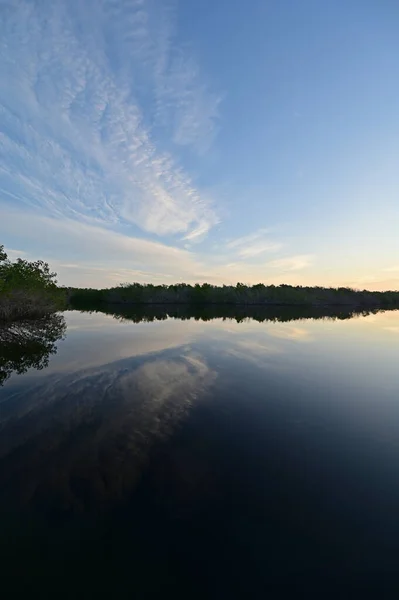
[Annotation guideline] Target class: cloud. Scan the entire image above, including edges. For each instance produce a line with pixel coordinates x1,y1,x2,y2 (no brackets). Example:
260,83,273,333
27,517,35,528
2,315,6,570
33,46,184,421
0,209,208,284
266,254,313,271
226,229,282,259
0,2,320,289
0,207,314,287
342,274,399,292
154,51,222,153
237,241,283,259
383,266,399,273
2,248,28,261
0,0,220,241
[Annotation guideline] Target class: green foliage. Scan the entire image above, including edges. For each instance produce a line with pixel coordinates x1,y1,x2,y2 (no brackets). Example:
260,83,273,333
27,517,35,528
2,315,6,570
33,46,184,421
0,244,63,321
0,257,57,292
0,245,7,262
67,281,399,308
65,287,106,307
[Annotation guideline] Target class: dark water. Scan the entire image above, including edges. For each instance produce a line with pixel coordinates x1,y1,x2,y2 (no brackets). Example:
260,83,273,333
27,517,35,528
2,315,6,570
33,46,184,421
1,307,399,596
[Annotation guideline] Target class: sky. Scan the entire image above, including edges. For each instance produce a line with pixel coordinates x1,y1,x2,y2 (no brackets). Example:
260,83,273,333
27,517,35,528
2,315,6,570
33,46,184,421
0,0,398,290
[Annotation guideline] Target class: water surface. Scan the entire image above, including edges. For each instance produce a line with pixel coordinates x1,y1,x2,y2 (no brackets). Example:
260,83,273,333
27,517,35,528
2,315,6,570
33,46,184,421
1,307,399,595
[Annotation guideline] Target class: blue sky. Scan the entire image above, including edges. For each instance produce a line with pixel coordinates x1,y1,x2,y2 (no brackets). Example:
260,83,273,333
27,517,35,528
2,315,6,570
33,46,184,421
1,0,398,289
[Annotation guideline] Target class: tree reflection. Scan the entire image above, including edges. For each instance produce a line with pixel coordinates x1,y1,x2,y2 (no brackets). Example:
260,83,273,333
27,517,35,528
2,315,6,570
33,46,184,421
75,303,384,325
0,313,66,386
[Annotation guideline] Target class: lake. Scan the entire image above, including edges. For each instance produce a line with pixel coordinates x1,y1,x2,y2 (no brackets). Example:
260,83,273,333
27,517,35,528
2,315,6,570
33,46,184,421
1,307,399,596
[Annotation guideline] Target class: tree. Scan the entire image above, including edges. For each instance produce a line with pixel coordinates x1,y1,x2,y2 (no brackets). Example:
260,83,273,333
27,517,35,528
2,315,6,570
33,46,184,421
0,257,57,292
0,244,7,262
0,244,62,321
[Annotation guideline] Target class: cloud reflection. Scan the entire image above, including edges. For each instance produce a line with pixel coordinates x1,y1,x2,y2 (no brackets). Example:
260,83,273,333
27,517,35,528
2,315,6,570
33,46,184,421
267,326,313,342
0,348,216,516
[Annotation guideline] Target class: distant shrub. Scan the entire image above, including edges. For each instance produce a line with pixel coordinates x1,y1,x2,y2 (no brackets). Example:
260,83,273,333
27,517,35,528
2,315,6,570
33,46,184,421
67,280,399,308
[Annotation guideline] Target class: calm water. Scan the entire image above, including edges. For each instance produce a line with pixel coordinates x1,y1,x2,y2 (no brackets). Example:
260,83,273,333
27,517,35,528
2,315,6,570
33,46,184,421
1,307,399,595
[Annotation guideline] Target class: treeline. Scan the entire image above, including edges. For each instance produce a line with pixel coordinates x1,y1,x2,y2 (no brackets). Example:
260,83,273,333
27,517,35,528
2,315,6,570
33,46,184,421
77,303,384,325
67,282,399,308
0,245,63,321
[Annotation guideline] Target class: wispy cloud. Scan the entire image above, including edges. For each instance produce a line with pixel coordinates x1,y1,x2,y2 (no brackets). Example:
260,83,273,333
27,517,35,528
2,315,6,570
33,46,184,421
0,3,321,288
2,248,28,261
0,0,220,241
154,50,222,153
1,210,202,275
342,274,399,291
0,208,315,287
226,229,282,259
383,266,399,273
266,255,313,271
